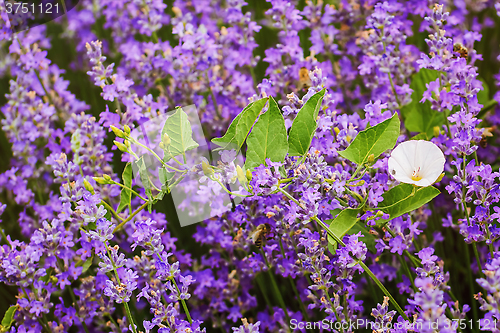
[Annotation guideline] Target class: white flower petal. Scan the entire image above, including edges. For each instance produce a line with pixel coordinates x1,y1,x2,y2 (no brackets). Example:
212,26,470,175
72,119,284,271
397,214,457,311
388,140,445,187
388,155,413,182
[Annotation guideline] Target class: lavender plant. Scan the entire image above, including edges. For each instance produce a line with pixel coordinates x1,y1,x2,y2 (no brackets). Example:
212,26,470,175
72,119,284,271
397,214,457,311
0,1,500,333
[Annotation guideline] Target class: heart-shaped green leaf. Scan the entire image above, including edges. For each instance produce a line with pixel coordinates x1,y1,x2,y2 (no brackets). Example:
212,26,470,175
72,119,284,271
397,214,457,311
326,208,359,253
162,108,199,162
339,113,400,165
288,89,326,156
211,98,268,151
244,97,288,170
376,183,440,226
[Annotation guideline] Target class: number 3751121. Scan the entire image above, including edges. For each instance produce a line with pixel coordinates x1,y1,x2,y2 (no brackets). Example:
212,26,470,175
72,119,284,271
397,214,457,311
4,2,60,14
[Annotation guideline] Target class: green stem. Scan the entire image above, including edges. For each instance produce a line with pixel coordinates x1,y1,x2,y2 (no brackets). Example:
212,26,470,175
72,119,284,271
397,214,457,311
398,255,416,291
312,216,409,321
261,250,291,324
154,253,193,324
101,200,125,222
0,227,11,247
278,238,310,323
464,242,479,327
255,273,274,310
106,313,119,329
67,285,90,333
105,243,138,333
110,182,148,202
131,139,185,173
113,202,148,233
171,278,193,324
123,302,138,333
34,70,62,115
210,176,251,198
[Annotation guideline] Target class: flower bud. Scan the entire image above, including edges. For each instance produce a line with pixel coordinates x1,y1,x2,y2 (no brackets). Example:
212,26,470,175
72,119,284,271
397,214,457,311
354,180,365,186
236,165,247,185
202,160,214,176
93,177,107,184
83,179,95,194
163,133,171,147
124,125,131,135
114,140,128,152
110,125,125,138
367,154,375,163
103,174,112,181
434,172,445,183
375,211,384,217
333,127,340,135
246,169,253,181
433,126,440,137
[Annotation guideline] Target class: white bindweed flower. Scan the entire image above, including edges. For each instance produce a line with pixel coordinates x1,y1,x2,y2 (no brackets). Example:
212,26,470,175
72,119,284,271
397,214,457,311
388,140,445,187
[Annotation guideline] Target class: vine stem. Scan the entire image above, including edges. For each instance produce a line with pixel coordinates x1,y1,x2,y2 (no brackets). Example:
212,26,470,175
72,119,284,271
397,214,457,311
110,181,148,202
130,138,185,173
210,176,251,198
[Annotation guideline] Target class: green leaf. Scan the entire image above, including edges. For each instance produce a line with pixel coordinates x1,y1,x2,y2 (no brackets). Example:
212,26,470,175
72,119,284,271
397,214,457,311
1,305,18,332
99,204,112,221
288,89,326,156
211,98,268,151
405,107,444,137
410,133,428,141
244,97,289,170
158,167,175,185
81,255,93,273
162,108,199,162
346,222,377,253
135,157,153,212
401,68,440,118
402,68,443,137
338,113,400,165
117,163,133,214
376,183,440,226
478,78,489,106
326,208,359,252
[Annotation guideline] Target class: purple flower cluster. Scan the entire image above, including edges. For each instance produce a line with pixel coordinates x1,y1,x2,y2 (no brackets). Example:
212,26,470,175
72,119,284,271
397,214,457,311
0,1,499,333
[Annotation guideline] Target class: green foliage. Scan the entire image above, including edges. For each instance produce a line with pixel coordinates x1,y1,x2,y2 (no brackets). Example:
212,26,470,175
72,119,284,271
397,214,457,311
81,255,94,273
244,97,289,170
410,133,429,141
326,208,359,253
402,69,444,137
287,89,326,156
478,78,489,106
211,98,268,151
376,183,441,226
339,113,400,165
117,162,133,213
0,305,18,332
158,167,175,186
162,108,199,162
135,157,153,212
